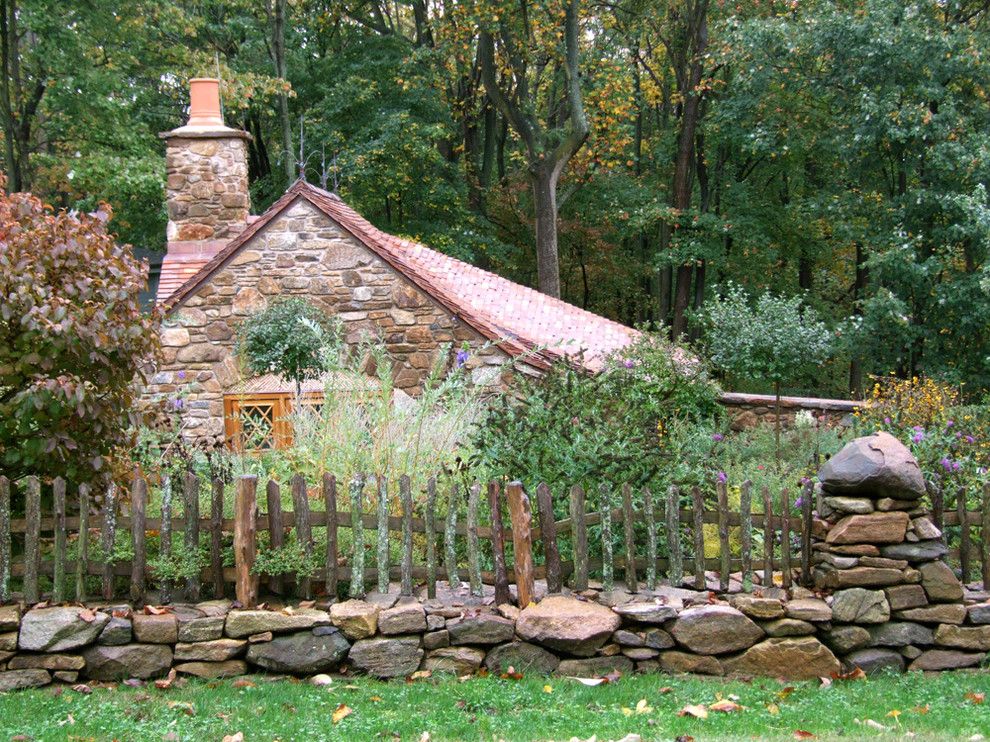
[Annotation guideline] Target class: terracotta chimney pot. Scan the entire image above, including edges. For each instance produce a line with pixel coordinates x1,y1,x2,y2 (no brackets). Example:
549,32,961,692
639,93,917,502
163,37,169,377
187,78,224,128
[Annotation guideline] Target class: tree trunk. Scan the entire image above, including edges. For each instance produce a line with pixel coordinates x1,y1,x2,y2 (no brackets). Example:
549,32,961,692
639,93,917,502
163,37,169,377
774,380,782,465
273,0,294,181
848,241,868,397
531,165,562,298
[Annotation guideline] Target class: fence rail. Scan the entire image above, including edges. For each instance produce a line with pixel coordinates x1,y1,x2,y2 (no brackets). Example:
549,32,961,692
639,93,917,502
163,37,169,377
0,472,987,607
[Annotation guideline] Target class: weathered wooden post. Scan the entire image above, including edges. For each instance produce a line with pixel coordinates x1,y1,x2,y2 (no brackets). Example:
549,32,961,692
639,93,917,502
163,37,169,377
376,475,389,594
535,482,562,594
569,484,588,591
643,487,657,591
76,483,90,602
266,480,285,595
160,474,174,604
467,482,483,597
210,478,224,598
762,486,773,587
400,475,414,597
600,483,614,592
716,479,730,593
101,484,118,601
425,477,438,599
780,488,792,590
506,481,535,607
489,481,511,605
349,475,366,599
445,481,460,589
24,476,41,604
739,480,753,592
0,476,9,603
957,485,971,584
184,470,201,601
324,473,338,599
130,473,147,604
622,483,637,593
691,486,705,590
666,486,683,587
53,477,67,603
982,483,990,592
234,475,258,607
292,473,313,599
800,479,814,587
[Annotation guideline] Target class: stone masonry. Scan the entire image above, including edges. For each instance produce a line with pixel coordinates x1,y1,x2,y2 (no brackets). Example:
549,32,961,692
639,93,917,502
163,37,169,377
145,199,512,445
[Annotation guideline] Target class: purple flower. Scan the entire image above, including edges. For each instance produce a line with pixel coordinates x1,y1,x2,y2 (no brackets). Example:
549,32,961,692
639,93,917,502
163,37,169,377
946,420,955,427
965,435,975,444
171,397,184,410
952,461,962,472
712,433,724,442
177,370,186,380
794,497,804,510
455,349,469,367
940,457,953,472
912,431,924,444
883,416,891,425
623,359,635,369
717,471,728,485
912,425,925,433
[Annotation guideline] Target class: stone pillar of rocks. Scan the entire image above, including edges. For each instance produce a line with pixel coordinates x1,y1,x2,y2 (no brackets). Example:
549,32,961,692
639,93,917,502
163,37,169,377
161,78,251,242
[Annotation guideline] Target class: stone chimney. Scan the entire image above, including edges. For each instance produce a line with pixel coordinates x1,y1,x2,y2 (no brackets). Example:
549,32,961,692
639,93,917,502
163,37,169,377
161,79,251,242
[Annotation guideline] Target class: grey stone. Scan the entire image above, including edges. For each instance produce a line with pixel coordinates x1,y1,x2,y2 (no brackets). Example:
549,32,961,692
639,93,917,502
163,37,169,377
516,596,620,657
885,585,928,611
174,638,246,662
824,497,874,514
670,605,764,655
97,616,132,646
967,603,990,625
643,628,675,650
613,602,680,624
447,613,515,645
918,561,964,602
226,608,331,638
246,630,351,675
911,517,942,540
845,648,905,675
894,604,967,625
831,589,890,624
0,605,20,631
909,649,985,670
0,669,50,691
423,630,449,650
762,619,816,637
818,431,925,499
657,651,723,676
8,654,85,671
378,603,427,635
622,647,659,661
484,642,560,674
348,637,424,678
556,656,633,676
822,625,871,654
879,540,948,563
18,608,110,652
178,615,225,642
82,644,173,680
785,599,832,622
868,622,934,647
421,646,485,675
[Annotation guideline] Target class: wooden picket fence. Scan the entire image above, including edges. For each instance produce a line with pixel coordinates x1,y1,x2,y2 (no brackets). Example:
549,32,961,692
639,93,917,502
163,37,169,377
0,473,987,607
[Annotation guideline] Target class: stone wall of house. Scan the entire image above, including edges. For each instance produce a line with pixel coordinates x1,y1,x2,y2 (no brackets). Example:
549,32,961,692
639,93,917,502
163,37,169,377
144,199,513,445
720,392,858,431
164,132,251,242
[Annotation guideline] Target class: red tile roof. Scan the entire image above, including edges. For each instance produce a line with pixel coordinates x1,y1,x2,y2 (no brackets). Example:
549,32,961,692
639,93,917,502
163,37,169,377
159,180,638,371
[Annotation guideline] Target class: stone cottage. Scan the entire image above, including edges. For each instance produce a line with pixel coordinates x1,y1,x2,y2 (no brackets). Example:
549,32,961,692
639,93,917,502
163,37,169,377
146,79,638,450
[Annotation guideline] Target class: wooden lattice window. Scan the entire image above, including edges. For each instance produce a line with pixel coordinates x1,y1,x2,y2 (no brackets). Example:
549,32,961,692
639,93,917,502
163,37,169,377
224,394,295,452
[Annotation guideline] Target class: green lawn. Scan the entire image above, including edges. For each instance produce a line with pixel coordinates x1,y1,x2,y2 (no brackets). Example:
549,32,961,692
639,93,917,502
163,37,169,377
0,670,988,741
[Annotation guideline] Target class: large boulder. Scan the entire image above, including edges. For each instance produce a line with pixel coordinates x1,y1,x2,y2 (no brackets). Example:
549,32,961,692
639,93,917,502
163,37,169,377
225,609,330,638
515,596,620,657
818,431,925,499
19,607,110,652
484,642,560,674
82,644,173,680
348,637,423,678
670,605,764,655
246,629,350,674
722,638,841,680
831,589,890,624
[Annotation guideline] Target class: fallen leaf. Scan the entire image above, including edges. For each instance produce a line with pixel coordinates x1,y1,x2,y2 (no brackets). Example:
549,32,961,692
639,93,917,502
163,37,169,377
710,699,744,713
831,667,866,681
659,686,674,694
818,676,833,688
569,677,606,687
674,737,695,742
793,731,815,739
221,734,244,742
777,686,796,700
408,670,432,681
767,703,780,715
678,704,709,719
332,704,353,724
112,608,131,619
912,704,930,715
543,685,553,694
370,696,382,703
965,692,985,705
144,605,169,615
71,684,92,695
500,665,524,680
154,668,177,690
166,701,195,716
232,679,256,689
635,698,653,714
77,609,96,623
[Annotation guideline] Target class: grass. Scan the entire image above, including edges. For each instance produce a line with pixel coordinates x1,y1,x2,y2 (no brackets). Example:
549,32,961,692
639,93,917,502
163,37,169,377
0,671,988,741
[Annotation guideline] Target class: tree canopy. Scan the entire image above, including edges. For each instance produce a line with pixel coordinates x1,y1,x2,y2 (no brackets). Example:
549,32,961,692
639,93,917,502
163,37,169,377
4,0,989,398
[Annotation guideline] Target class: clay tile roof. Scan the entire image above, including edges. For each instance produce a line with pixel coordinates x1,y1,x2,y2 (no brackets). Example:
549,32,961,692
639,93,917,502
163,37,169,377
159,179,639,371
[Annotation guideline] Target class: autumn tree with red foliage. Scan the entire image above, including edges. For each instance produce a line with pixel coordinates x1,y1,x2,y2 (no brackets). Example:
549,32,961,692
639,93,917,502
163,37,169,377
0,182,160,483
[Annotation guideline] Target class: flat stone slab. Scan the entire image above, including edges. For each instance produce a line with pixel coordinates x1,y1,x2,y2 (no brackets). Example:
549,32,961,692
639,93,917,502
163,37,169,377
348,637,423,678
612,602,681,624
909,649,985,671
246,630,350,675
174,638,246,662
82,643,173,680
723,638,840,680
516,596,620,657
226,609,330,639
174,660,247,678
826,512,909,545
0,669,51,692
19,607,110,652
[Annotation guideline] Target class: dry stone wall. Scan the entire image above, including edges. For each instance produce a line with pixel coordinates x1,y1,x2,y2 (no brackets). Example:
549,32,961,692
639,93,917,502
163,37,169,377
145,199,513,444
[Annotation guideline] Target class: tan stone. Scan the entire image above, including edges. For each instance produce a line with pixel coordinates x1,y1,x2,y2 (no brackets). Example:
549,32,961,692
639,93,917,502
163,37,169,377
885,584,928,611
658,651,723,675
894,604,966,625
723,638,841,680
933,624,990,650
918,561,963,602
516,596,620,657
232,286,267,315
161,327,191,347
731,596,785,620
174,639,246,661
670,605,764,655
175,660,248,679
329,600,380,640
132,613,178,644
826,512,909,545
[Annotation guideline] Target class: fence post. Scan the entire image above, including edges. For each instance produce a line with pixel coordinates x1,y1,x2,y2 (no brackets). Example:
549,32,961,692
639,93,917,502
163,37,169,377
739,480,752,592
76,483,90,602
376,475,389,594
234,475,258,607
130,473,147,604
981,483,989,591
717,479,730,593
506,481,535,607
324,473,338,600
210,478,224,599
536,482,562,594
928,479,944,532
53,477,67,603
622,483,637,593
400,475,414,597
425,477,438,600
101,484,118,601
643,487,657,591
800,479,814,587
467,482,483,597
489,481,510,605
160,474,173,604
691,486,705,590
0,476,8,604
24,476,41,604
956,485,970,585
569,485,588,592
184,470,201,601
349,475,366,599
666,486,682,587
292,473,313,600
600,483,614,592
762,486,773,588
445,481,460,590
780,488,792,591
266,480,285,595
